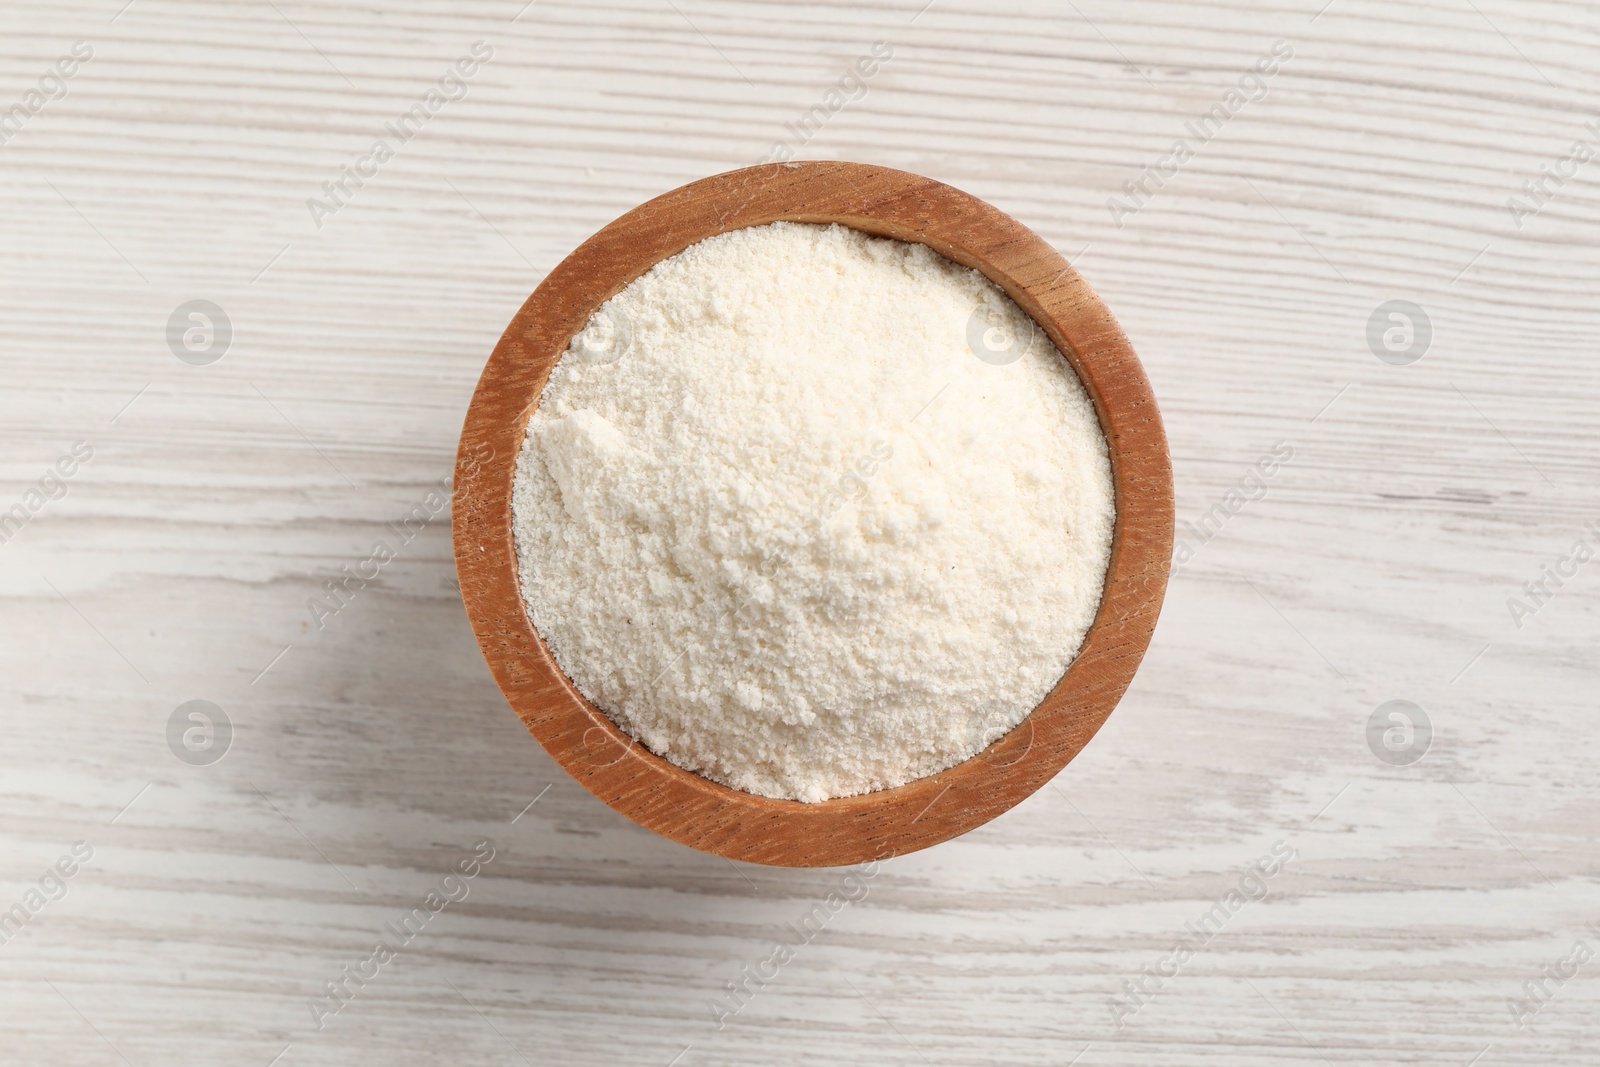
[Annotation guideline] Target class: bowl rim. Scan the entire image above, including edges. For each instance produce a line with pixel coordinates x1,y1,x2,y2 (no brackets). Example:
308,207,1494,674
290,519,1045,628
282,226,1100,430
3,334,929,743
452,160,1173,867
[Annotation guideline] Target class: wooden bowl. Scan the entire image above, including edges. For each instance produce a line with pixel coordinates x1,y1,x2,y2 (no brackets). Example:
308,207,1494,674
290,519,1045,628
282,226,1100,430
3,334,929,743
453,161,1172,867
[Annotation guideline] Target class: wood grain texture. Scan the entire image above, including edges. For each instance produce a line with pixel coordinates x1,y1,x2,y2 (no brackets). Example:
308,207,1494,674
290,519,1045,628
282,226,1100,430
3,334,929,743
454,160,1173,866
2,0,1598,1063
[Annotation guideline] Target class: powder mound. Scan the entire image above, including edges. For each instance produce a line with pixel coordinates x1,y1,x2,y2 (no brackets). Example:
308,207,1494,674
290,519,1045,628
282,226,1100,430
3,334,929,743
511,221,1114,802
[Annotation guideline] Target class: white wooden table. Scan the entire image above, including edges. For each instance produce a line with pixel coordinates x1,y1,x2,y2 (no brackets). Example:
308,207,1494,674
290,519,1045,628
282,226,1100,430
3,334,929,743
3,1,1596,1063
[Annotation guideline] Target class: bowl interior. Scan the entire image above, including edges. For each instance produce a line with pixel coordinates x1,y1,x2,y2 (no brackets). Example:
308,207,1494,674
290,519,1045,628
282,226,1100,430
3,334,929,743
453,161,1173,867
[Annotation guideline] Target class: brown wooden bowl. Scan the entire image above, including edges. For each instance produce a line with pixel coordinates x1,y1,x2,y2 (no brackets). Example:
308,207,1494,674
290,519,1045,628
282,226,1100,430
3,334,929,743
453,161,1172,867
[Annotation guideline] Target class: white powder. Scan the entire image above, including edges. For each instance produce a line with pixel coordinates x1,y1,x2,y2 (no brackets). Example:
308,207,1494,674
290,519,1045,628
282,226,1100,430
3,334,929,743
511,222,1114,802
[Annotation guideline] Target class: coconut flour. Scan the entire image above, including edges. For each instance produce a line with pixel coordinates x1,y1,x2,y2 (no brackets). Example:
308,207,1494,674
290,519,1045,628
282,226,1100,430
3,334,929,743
511,222,1114,802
